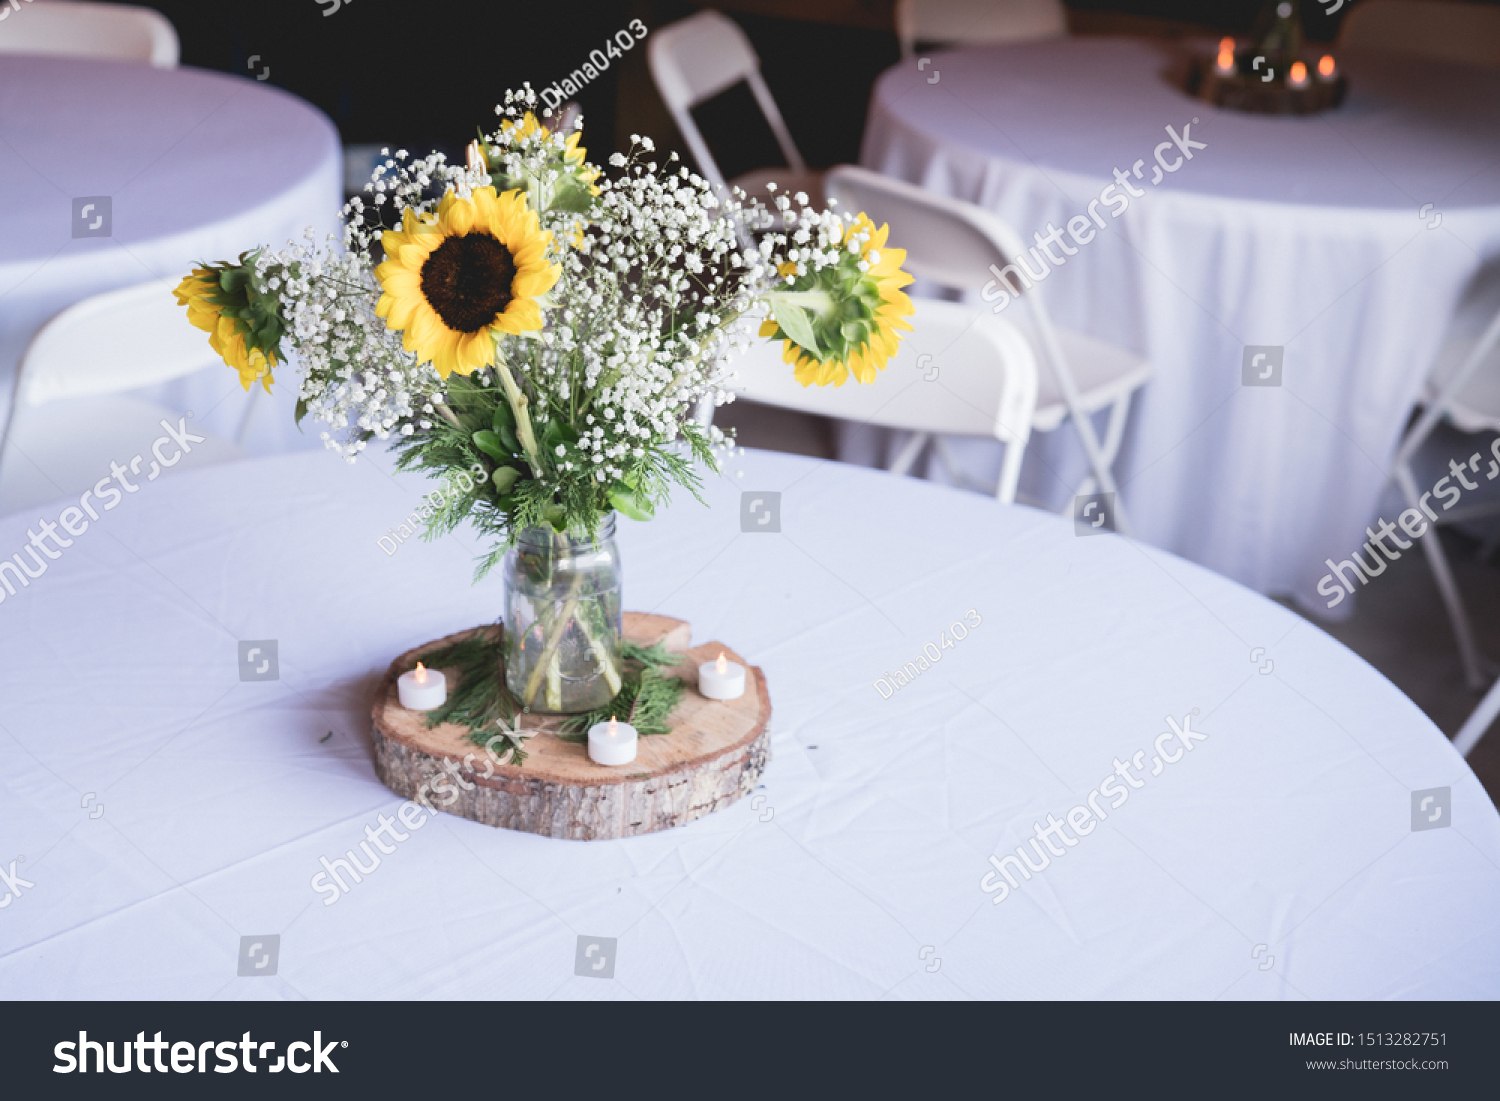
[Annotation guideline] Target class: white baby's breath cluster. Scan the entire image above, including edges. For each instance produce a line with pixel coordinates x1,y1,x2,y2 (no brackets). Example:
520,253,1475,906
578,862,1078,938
250,148,484,461
247,85,869,509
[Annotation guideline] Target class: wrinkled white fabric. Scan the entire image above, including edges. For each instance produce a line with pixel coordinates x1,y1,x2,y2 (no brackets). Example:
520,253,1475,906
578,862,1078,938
0,446,1493,999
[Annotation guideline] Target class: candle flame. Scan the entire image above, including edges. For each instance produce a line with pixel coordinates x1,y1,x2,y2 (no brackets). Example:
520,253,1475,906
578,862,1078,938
608,715,618,737
1216,47,1234,70
1318,54,1335,77
1219,36,1234,54
716,652,727,674
415,662,427,684
1290,60,1307,83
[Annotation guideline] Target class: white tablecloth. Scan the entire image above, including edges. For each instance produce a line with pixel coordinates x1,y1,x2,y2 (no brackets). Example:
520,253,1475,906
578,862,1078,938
858,38,1500,614
0,447,1495,999
0,56,341,453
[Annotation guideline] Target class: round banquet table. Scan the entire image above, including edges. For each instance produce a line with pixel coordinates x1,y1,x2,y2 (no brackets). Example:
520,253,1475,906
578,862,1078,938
0,56,341,455
858,37,1500,614
0,445,1495,1000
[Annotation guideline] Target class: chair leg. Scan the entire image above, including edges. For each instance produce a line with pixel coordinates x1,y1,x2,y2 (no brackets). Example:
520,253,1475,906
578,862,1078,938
888,431,930,478
1396,464,1488,690
994,436,1025,504
931,436,990,494
1454,673,1500,757
1100,393,1131,468
692,394,715,430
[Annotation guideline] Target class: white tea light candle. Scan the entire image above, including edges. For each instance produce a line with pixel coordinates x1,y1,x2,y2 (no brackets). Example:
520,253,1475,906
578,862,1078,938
398,662,447,711
698,652,746,701
588,716,638,766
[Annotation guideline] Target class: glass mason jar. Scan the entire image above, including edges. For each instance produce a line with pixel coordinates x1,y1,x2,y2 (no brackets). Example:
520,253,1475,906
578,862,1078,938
502,516,622,714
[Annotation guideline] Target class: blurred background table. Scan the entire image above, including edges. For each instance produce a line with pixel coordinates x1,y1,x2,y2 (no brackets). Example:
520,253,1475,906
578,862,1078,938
0,55,340,453
857,36,1500,612
0,445,1494,998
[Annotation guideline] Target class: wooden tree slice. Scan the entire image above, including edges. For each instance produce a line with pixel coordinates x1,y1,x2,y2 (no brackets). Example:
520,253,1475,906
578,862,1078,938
370,613,771,840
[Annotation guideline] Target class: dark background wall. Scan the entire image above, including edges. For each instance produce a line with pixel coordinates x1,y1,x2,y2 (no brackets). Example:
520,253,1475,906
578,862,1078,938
108,0,1494,169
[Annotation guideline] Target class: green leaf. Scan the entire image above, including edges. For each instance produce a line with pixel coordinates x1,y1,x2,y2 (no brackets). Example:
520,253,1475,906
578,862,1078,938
540,420,579,452
492,401,515,432
491,466,522,495
472,430,510,462
607,482,654,521
294,398,309,426
771,300,822,359
550,182,594,214
498,423,519,454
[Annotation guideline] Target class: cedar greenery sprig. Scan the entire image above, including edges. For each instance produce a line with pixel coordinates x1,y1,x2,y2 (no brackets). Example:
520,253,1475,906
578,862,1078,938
416,631,531,767
557,641,686,740
410,633,686,763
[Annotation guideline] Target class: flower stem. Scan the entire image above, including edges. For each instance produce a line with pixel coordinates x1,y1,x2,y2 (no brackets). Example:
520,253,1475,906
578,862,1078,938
493,355,544,477
522,570,584,708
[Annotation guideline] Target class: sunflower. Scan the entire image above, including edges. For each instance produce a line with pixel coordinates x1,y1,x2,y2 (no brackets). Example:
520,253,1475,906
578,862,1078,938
375,187,560,378
759,214,914,388
173,267,278,392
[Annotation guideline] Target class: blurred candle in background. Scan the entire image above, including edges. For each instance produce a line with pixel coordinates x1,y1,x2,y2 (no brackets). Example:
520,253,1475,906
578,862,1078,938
1216,37,1236,74
1317,55,1337,81
1288,61,1309,88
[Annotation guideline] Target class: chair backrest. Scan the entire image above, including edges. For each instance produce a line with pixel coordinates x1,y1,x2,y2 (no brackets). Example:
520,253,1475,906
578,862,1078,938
824,164,1030,294
1336,0,1500,67
14,280,226,410
823,164,1114,491
0,0,179,67
896,0,1068,59
647,9,805,190
726,297,1037,448
1404,302,1500,471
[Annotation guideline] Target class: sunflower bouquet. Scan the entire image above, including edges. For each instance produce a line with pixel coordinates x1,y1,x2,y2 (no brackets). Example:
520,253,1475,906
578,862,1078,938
174,85,913,714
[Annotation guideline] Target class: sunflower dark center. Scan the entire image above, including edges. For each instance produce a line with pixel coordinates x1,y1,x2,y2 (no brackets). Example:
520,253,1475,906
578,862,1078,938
419,233,517,333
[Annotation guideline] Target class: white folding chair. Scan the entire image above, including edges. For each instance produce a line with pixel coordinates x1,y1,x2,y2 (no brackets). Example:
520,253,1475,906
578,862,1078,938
814,165,1149,528
1336,0,1500,67
1389,293,1500,692
896,0,1068,59
716,298,1039,502
0,0,179,67
647,10,822,208
0,280,250,517
1455,674,1500,757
